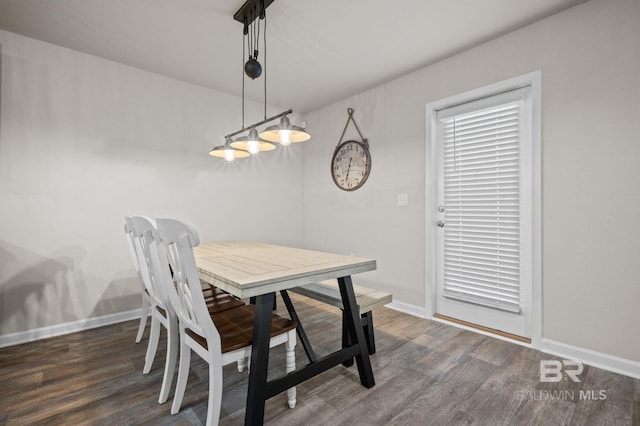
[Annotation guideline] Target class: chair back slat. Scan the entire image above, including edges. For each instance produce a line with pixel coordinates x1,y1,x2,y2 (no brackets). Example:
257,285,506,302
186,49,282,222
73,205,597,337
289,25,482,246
131,216,168,308
164,237,201,332
124,217,141,275
155,218,222,354
126,216,156,301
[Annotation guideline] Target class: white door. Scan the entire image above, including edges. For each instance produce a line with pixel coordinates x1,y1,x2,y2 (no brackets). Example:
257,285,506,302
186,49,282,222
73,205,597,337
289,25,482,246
431,85,536,338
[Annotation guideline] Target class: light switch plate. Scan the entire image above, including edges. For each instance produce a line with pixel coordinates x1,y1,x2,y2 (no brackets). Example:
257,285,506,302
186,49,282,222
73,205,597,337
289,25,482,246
397,193,409,206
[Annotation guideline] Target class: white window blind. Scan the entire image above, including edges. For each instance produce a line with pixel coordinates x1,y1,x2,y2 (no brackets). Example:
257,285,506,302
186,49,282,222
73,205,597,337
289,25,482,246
439,97,523,313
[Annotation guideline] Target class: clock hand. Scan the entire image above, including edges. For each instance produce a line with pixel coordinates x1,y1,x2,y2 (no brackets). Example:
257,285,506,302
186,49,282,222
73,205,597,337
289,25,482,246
345,157,353,181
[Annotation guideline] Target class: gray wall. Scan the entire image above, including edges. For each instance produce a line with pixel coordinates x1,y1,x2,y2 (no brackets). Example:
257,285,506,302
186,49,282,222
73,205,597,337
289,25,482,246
0,29,304,336
1,0,638,367
302,0,640,363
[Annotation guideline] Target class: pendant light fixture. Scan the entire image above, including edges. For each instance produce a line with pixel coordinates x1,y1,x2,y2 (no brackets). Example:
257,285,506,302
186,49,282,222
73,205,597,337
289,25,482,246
259,115,311,145
209,137,251,161
231,128,276,154
209,0,310,161
209,137,249,161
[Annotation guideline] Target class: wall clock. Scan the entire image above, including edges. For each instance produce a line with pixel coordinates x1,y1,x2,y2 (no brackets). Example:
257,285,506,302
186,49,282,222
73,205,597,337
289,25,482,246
330,108,371,191
331,139,371,191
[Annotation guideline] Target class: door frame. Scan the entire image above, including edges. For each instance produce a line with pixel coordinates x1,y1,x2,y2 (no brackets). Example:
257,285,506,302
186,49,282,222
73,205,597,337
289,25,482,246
425,71,542,347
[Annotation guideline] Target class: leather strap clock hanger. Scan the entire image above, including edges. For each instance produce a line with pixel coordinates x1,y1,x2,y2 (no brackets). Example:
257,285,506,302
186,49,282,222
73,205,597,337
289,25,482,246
331,108,372,191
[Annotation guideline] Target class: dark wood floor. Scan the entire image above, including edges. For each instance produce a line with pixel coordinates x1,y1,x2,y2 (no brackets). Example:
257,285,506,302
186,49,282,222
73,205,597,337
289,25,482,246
1,293,638,425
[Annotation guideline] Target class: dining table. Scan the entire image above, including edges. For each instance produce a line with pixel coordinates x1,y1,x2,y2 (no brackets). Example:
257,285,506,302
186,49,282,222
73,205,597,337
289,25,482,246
192,241,377,425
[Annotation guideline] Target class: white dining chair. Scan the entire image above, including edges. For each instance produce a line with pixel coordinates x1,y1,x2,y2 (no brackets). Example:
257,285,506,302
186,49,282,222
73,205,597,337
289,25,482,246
129,216,179,405
151,218,297,426
124,217,152,344
126,216,248,406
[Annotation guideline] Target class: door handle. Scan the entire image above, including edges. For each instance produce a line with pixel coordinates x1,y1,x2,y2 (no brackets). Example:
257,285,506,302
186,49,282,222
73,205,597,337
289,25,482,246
436,220,445,228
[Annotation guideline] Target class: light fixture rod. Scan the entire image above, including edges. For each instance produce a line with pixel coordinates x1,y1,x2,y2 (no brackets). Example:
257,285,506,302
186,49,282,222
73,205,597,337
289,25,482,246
234,0,274,24
224,109,292,139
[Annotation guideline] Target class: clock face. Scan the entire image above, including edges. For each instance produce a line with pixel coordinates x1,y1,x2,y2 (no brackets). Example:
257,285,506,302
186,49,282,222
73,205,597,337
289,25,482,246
331,140,371,191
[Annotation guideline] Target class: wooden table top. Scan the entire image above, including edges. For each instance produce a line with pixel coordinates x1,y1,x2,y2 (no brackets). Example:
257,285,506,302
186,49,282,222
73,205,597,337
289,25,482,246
193,241,377,299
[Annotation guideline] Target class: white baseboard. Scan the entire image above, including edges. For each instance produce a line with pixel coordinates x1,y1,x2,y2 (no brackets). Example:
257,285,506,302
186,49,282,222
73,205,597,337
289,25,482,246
385,300,429,319
383,300,640,379
539,338,640,380
0,309,143,349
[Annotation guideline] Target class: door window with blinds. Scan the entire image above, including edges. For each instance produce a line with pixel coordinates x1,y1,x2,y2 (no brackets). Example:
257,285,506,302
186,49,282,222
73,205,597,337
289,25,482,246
433,86,533,338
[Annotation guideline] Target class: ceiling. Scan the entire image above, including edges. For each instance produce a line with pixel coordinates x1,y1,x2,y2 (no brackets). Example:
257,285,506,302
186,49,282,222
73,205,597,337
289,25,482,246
0,0,587,113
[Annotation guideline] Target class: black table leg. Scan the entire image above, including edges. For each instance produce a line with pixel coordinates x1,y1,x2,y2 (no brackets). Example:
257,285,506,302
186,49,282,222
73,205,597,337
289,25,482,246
337,276,375,388
245,292,274,426
341,313,354,367
362,311,376,355
342,311,375,366
249,295,276,310
245,280,375,423
280,290,317,364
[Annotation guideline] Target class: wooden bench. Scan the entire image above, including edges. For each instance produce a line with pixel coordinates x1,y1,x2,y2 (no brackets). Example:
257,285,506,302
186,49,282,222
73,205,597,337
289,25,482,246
288,279,392,358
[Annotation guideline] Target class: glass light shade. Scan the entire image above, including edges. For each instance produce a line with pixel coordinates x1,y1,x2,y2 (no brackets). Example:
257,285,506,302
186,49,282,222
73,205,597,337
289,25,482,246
278,129,292,145
230,128,276,153
247,140,260,154
209,138,250,161
259,116,311,144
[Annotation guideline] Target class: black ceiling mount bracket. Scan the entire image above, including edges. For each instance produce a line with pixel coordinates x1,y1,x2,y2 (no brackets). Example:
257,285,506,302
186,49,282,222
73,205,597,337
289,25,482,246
234,0,275,25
